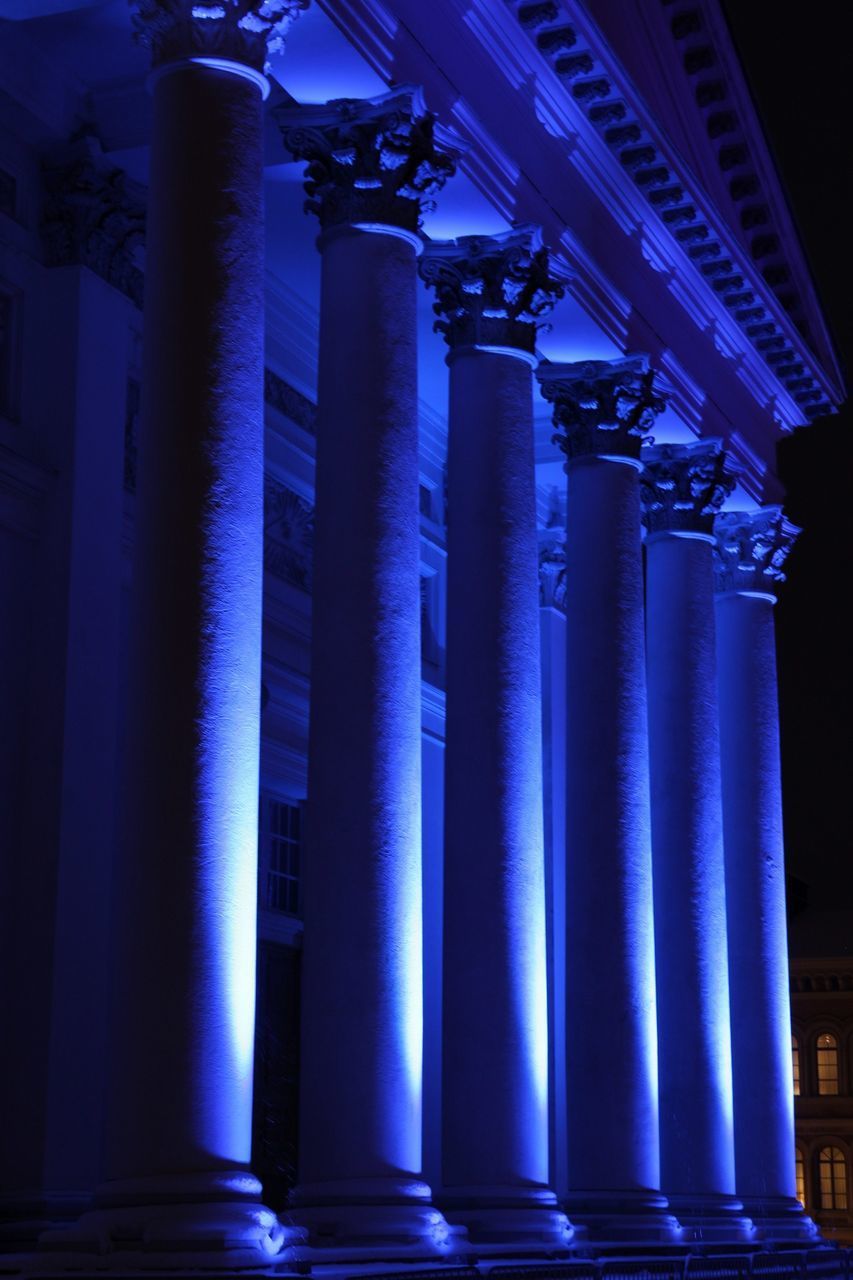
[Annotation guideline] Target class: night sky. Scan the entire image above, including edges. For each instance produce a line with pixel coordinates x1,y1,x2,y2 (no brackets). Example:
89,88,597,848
722,5,853,912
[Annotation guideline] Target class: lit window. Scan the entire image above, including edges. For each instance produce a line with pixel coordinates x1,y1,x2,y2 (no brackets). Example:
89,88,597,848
819,1146,847,1211
795,1149,806,1207
817,1033,840,1096
259,795,302,917
792,1034,801,1096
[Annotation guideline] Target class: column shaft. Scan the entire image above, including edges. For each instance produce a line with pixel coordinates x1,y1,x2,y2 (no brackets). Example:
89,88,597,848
441,349,563,1242
713,505,817,1242
564,457,661,1207
106,63,266,1183
646,532,745,1234
717,595,800,1214
298,227,426,1199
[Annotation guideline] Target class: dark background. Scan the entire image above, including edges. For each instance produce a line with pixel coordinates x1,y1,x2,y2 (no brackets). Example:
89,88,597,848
722,4,853,911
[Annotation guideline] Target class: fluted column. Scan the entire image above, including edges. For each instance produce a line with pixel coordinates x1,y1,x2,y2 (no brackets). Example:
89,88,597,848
419,228,570,1248
40,1,307,1268
536,359,679,1243
276,89,458,1251
713,509,818,1243
641,441,752,1242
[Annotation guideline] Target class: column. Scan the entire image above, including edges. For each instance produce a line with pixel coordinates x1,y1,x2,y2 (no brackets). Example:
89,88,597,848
536,358,679,1243
419,228,571,1247
276,89,458,1251
641,441,752,1241
713,508,818,1242
40,1,307,1268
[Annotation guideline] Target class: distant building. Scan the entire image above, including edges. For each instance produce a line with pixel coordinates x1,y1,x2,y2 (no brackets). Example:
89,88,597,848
789,907,853,1247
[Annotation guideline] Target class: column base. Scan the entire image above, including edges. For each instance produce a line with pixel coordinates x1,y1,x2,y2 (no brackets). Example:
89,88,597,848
0,1194,92,1254
562,1188,683,1246
740,1195,822,1244
440,1185,575,1250
284,1177,464,1260
31,1171,306,1272
664,1191,756,1244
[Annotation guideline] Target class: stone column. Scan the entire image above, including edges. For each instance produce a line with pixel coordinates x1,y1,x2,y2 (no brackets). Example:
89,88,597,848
276,89,459,1252
40,2,307,1269
536,359,679,1243
641,441,752,1242
419,229,570,1248
713,508,818,1243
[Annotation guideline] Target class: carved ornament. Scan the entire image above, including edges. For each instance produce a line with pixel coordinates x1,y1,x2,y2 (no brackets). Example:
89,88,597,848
276,85,460,234
640,439,736,536
132,0,308,72
419,225,566,355
41,139,146,309
712,506,800,597
536,355,666,462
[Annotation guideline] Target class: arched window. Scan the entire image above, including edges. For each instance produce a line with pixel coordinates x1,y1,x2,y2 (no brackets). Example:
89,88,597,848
795,1148,806,1207
817,1033,840,1095
792,1034,801,1096
819,1147,847,1210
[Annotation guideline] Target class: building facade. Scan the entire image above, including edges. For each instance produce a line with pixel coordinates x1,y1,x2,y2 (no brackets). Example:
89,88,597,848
790,954,853,1247
0,0,846,1276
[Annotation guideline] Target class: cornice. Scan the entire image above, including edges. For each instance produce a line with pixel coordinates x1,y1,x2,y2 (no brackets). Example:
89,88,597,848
663,0,843,389
507,0,840,424
328,0,840,436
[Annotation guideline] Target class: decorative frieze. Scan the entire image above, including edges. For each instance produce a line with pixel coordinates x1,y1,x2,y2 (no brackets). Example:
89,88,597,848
276,86,460,234
42,140,145,309
264,367,317,435
537,355,666,462
712,506,800,597
132,0,308,72
264,476,314,592
640,439,735,537
419,225,566,355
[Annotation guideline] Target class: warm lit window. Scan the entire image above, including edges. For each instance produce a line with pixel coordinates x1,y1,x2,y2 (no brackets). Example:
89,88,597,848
259,795,302,917
792,1034,801,1096
817,1033,840,1096
795,1149,806,1207
819,1146,848,1210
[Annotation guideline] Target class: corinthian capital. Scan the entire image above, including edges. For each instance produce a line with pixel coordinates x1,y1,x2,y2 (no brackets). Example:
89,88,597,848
640,439,736,537
536,355,666,463
132,0,308,73
712,507,800,597
42,138,146,308
275,86,461,235
418,225,567,355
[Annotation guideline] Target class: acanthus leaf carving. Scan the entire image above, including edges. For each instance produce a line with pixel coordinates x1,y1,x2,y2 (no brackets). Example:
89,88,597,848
419,224,568,355
536,355,666,462
276,86,461,234
712,506,800,597
41,138,146,309
132,0,309,72
640,439,736,536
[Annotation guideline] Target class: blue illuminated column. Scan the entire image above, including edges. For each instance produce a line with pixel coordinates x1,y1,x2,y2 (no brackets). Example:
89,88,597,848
39,2,308,1269
713,509,817,1242
536,359,679,1243
419,229,571,1248
277,90,458,1251
641,441,752,1242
